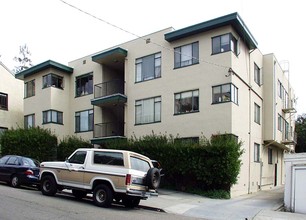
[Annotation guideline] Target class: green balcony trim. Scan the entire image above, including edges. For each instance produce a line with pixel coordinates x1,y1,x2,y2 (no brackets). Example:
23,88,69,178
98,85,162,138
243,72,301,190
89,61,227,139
92,47,128,63
91,93,127,106
91,136,126,145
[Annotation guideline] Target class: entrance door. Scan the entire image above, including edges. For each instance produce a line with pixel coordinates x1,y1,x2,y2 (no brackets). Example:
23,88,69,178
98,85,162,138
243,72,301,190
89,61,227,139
274,164,277,186
294,168,306,213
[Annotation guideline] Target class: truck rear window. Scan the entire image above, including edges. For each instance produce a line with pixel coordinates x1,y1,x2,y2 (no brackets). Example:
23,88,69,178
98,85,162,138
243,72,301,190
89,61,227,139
130,156,150,172
94,151,124,166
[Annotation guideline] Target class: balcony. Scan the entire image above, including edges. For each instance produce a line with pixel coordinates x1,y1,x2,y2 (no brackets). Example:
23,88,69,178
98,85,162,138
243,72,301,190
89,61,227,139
91,80,127,107
91,122,125,144
282,131,297,145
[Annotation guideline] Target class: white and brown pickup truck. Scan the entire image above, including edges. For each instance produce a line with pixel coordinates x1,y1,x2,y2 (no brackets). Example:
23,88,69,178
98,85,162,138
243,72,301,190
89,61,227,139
39,148,161,208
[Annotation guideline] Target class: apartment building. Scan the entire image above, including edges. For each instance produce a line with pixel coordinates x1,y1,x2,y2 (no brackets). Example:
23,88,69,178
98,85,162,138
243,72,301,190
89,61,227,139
0,61,24,134
15,12,296,197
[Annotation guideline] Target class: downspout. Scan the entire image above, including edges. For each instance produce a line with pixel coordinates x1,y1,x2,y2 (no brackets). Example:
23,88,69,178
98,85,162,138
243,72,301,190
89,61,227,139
248,49,255,194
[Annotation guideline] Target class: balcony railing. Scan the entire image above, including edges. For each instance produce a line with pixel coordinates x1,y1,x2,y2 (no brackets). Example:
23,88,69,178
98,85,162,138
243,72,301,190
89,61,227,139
94,79,124,99
93,122,124,138
282,131,297,145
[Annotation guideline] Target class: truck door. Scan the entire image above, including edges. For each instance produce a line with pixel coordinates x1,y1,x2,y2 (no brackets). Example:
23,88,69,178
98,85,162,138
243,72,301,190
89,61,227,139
60,151,87,188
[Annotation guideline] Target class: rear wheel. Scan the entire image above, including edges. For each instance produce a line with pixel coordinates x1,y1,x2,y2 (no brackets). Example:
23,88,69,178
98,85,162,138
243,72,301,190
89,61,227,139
72,189,87,200
11,175,20,188
146,168,161,189
122,196,141,208
93,184,113,207
41,175,57,196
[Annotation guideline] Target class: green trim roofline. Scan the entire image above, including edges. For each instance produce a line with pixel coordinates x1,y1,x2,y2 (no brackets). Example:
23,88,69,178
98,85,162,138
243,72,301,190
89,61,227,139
15,60,73,80
165,12,257,50
92,47,128,63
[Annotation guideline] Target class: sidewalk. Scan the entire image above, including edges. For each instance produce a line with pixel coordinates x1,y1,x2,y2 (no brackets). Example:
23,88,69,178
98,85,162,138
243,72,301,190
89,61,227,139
140,186,306,220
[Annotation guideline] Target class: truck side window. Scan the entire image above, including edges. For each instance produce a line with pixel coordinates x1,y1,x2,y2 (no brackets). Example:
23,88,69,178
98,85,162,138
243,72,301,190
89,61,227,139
94,151,124,166
68,151,87,164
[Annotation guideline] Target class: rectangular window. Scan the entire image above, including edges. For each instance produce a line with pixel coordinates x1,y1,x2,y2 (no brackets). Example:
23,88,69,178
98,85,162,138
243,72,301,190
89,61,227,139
43,74,63,89
0,93,8,110
24,114,35,129
94,151,124,166
278,114,283,131
254,63,261,86
135,52,161,82
285,120,289,139
212,83,238,104
212,33,238,55
25,80,35,98
254,143,260,162
174,90,199,114
43,110,63,124
76,73,93,97
174,42,199,68
75,109,93,132
254,103,261,124
0,127,8,136
135,97,161,125
268,148,273,164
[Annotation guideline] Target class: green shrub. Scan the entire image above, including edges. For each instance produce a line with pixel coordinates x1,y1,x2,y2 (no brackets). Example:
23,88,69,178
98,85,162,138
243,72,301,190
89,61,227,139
103,133,244,196
57,136,92,161
0,127,57,161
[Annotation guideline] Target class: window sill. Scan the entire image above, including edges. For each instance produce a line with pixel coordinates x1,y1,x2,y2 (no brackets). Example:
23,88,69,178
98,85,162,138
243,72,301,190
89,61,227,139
135,121,161,126
42,122,64,125
75,130,93,133
174,110,199,116
135,76,161,84
173,62,199,70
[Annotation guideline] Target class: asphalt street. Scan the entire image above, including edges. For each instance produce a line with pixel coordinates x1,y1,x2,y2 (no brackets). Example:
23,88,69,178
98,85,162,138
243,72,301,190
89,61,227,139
0,183,200,220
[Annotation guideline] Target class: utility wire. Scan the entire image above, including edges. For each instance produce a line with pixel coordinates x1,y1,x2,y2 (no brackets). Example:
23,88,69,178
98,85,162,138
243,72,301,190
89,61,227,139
59,0,230,70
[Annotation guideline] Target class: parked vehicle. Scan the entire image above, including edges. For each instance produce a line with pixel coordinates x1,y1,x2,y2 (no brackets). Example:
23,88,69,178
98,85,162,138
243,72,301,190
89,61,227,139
39,148,161,208
0,155,40,187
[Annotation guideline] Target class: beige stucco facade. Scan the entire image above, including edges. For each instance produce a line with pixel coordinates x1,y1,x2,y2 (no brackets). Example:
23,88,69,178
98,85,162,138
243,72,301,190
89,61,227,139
0,62,23,131
14,13,296,197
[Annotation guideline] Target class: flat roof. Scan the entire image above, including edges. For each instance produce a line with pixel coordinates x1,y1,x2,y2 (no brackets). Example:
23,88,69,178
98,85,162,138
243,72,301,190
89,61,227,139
15,60,73,80
165,12,257,50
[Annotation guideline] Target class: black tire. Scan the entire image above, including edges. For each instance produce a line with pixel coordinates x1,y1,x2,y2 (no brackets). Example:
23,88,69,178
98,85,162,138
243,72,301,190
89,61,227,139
122,196,141,208
11,175,20,188
72,189,87,200
41,175,57,196
146,168,161,189
93,184,113,207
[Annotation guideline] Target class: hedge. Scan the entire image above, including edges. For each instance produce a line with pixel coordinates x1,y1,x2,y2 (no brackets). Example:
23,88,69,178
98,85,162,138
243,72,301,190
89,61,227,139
103,133,244,193
0,127,57,161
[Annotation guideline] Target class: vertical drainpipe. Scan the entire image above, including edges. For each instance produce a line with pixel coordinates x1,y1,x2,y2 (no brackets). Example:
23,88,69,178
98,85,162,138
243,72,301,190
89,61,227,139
248,50,254,194
273,59,276,141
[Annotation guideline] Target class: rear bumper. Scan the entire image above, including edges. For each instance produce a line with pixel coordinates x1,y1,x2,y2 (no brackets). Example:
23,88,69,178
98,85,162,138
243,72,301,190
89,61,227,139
22,175,39,186
126,189,158,199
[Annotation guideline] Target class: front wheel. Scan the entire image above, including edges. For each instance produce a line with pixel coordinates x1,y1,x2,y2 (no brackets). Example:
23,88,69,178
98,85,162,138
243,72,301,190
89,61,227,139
41,175,57,196
93,184,113,207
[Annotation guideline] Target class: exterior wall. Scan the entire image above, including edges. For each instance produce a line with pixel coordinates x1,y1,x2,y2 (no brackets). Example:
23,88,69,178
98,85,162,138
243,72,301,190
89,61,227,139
0,62,23,130
23,67,72,140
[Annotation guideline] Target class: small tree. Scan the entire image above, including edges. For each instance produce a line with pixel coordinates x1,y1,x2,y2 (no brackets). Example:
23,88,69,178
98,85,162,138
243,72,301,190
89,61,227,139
13,44,33,73
57,136,92,161
295,114,306,152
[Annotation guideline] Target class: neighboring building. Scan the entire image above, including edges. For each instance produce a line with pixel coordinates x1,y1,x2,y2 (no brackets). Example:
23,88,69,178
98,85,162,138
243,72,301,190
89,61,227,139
0,61,24,134
15,12,296,197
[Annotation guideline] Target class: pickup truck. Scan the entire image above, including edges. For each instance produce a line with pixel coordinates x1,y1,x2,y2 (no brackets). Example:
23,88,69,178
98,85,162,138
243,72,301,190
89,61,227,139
39,148,161,208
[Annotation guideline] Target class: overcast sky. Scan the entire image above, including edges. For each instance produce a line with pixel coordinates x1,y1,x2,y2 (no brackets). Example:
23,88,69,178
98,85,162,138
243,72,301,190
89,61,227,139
1,0,305,114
